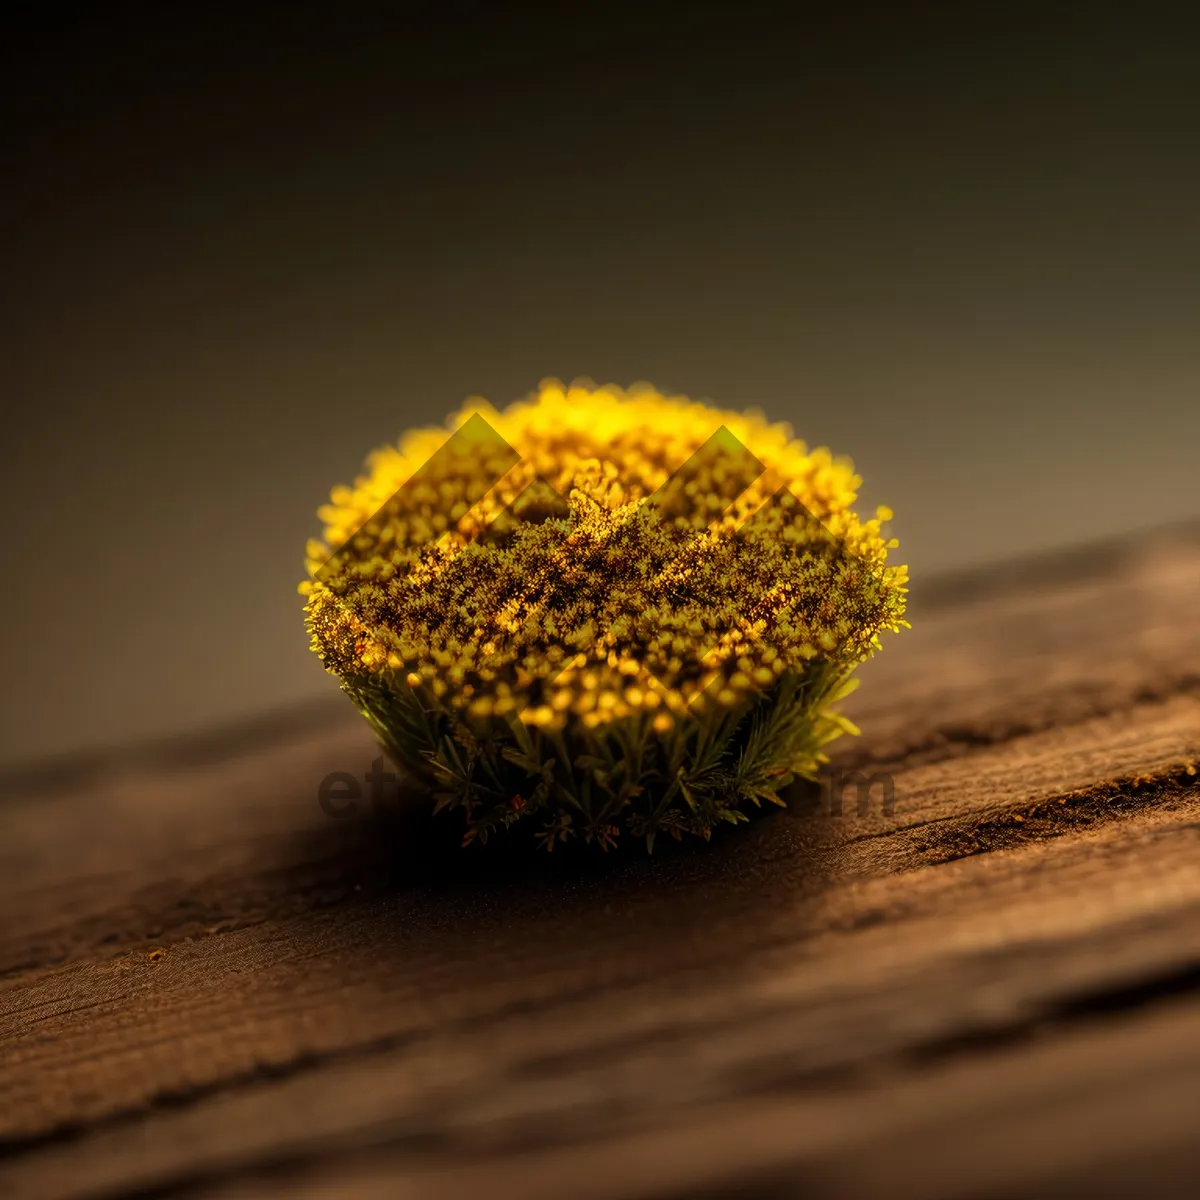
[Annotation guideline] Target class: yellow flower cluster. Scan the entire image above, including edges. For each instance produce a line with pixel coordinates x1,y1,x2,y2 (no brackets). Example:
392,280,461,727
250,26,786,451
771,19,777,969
303,380,907,738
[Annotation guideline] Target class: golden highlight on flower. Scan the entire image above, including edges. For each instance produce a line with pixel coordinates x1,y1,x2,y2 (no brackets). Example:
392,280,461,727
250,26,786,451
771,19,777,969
302,380,908,851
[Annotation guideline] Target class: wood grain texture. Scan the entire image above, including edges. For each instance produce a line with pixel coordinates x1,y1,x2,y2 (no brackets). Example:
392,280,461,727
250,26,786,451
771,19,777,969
1,524,1198,1199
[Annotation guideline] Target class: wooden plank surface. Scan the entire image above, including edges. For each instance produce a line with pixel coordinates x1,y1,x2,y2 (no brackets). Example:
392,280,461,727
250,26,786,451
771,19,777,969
1,523,1198,1199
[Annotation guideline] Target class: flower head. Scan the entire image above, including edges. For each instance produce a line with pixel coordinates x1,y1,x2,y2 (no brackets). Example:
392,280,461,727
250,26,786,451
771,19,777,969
303,380,908,850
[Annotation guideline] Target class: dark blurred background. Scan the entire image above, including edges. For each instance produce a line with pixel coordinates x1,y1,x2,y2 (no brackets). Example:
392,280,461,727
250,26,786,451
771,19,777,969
2,3,1197,765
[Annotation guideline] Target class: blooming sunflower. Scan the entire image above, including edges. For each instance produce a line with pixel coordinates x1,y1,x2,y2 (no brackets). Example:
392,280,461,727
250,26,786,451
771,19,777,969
302,380,908,851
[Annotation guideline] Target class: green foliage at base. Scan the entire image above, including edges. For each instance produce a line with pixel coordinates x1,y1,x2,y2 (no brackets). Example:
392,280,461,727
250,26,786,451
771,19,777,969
341,661,858,851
